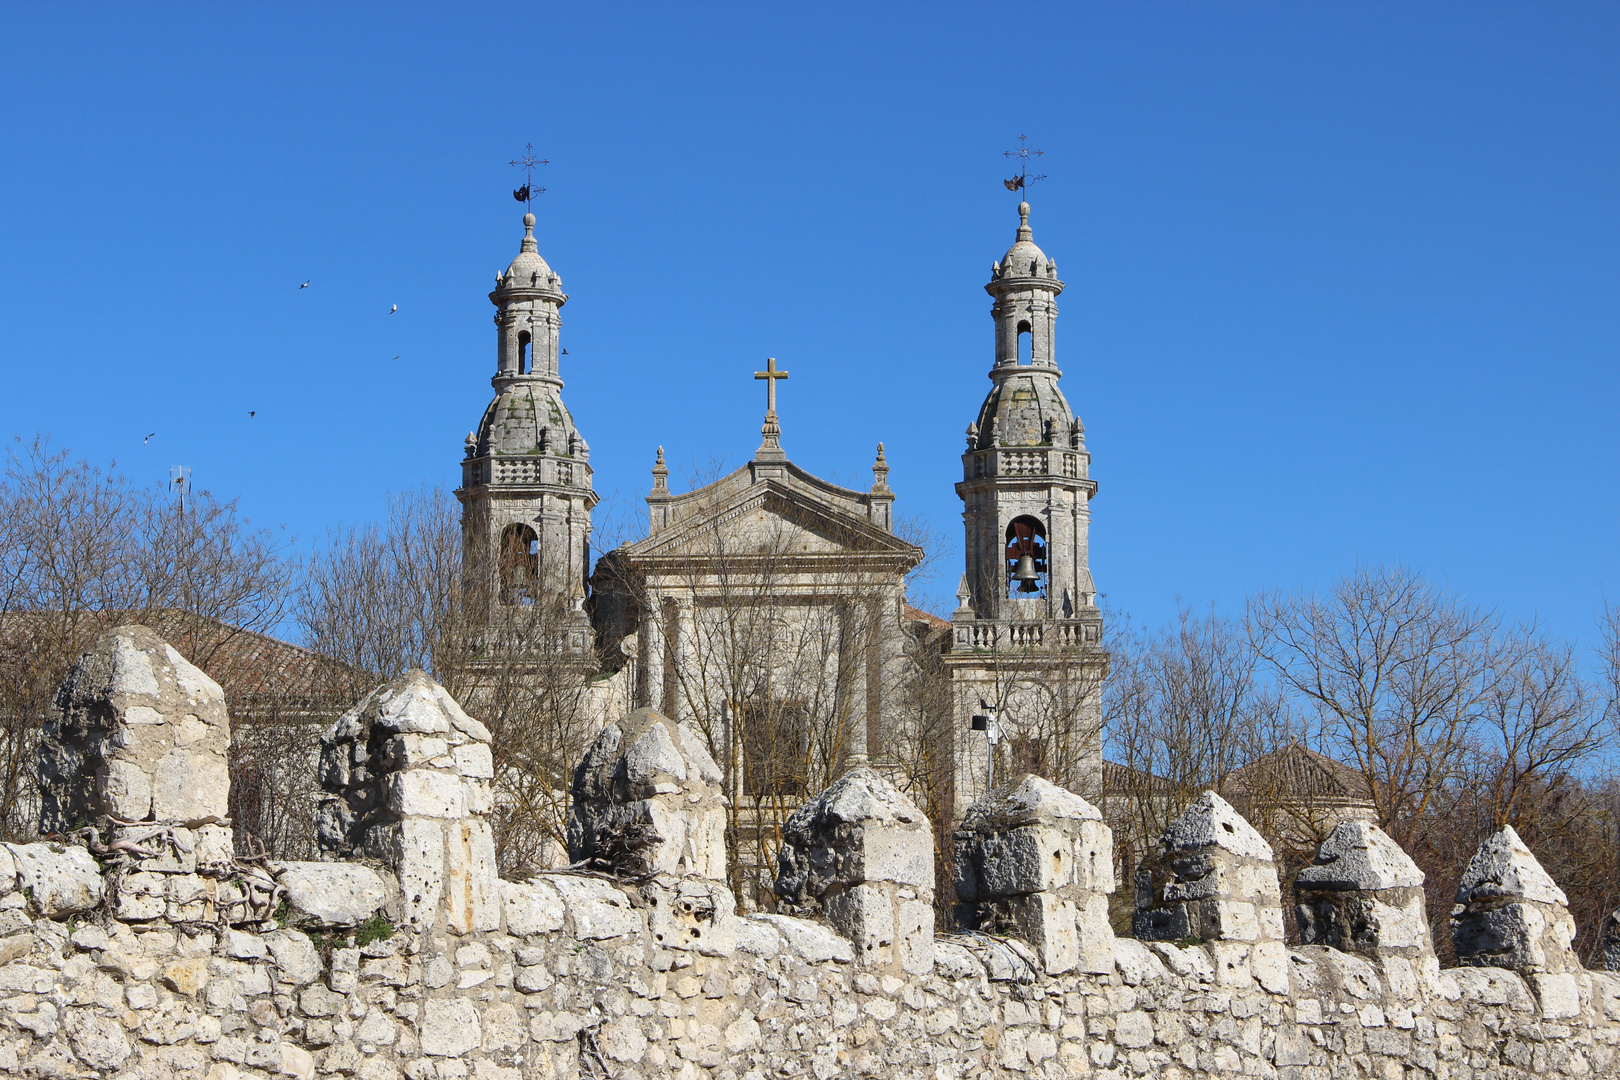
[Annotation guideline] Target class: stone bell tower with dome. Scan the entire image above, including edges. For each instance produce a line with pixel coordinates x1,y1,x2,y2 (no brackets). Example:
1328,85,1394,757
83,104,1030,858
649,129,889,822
942,199,1107,809
455,212,595,654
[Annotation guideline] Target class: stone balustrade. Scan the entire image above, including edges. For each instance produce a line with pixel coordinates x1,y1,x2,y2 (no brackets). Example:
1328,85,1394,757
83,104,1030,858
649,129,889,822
0,624,1617,1079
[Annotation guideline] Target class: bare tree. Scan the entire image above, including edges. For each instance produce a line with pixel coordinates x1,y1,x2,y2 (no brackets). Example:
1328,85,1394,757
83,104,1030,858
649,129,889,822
0,436,298,840
1247,565,1501,849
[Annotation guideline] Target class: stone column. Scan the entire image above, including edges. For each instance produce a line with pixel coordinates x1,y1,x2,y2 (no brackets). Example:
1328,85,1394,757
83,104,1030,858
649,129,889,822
568,707,734,953
1295,820,1435,962
315,670,499,935
1133,791,1287,991
43,625,240,920
776,767,934,975
953,774,1114,974
1452,824,1582,1016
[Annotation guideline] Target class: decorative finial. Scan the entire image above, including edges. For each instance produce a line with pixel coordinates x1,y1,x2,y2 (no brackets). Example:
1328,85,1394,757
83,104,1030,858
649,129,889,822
463,431,478,459
1002,135,1046,198
966,422,979,449
871,442,890,493
510,142,549,210
524,212,536,229
651,446,669,494
1069,417,1085,448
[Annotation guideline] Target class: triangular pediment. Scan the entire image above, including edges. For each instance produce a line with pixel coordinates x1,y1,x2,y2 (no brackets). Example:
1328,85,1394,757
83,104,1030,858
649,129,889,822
627,479,915,561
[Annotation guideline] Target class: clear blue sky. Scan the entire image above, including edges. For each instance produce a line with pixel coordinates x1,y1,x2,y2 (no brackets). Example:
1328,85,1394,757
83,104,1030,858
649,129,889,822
2,4,1617,645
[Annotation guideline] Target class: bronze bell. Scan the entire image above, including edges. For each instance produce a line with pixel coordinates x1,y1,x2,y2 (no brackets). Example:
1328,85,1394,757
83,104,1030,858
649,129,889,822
1014,554,1040,592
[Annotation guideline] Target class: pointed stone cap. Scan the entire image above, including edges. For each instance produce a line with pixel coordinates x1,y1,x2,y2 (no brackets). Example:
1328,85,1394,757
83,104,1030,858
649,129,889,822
47,624,231,827
327,669,489,745
572,707,722,804
1455,824,1568,907
1297,820,1423,891
960,774,1100,831
1156,791,1274,861
806,766,926,828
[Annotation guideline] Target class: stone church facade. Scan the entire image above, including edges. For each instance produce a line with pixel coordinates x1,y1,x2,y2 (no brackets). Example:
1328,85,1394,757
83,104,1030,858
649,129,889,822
453,199,1106,835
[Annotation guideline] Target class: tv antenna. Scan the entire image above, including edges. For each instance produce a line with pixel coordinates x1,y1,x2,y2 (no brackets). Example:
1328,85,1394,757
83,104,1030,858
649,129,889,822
169,465,191,515
509,142,549,209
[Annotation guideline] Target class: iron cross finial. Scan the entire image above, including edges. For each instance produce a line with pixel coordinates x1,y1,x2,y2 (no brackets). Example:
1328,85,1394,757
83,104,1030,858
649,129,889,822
1002,134,1047,196
509,142,550,209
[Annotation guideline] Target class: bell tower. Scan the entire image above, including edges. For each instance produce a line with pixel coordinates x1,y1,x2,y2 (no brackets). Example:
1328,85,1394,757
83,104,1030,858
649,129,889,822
955,200,1098,620
455,211,595,651
943,199,1106,809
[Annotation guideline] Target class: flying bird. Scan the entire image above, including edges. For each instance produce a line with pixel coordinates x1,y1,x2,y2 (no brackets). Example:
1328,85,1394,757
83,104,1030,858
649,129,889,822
248,411,256,418
389,304,398,315
143,433,156,444
393,355,400,360
299,280,310,289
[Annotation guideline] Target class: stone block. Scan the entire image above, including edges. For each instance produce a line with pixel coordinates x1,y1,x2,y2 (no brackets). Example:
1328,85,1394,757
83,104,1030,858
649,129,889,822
777,766,933,973
1133,791,1283,946
386,771,467,819
42,625,231,833
444,817,501,934
276,862,393,926
501,878,564,936
388,818,446,931
5,842,103,917
1453,825,1579,974
568,709,728,879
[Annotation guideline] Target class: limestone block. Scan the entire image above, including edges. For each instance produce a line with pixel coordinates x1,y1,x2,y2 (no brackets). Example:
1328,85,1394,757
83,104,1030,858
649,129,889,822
264,929,322,985
1452,825,1579,974
444,817,501,934
276,862,394,926
42,625,231,832
568,709,728,879
778,767,933,904
421,997,481,1056
386,770,467,818
5,843,103,917
953,775,1113,974
776,766,934,972
386,819,446,931
551,875,643,940
752,913,855,964
1296,821,1435,962
501,878,565,936
1133,791,1283,946
642,876,737,956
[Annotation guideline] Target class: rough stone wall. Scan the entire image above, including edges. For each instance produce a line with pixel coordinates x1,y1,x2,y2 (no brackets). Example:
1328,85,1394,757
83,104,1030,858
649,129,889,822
0,626,1618,1080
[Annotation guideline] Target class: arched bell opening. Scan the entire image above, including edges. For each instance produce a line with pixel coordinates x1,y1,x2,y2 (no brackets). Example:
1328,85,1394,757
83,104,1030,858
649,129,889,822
517,330,533,375
498,523,540,604
1016,320,1032,365
1005,515,1048,599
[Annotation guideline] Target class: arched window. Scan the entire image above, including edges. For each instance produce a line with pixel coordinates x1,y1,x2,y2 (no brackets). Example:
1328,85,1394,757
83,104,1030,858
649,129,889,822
498,523,539,604
1005,516,1048,598
1016,320,1031,365
517,331,533,375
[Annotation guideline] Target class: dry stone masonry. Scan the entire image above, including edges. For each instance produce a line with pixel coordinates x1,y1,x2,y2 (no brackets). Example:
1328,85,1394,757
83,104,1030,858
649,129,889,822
1,626,1619,1079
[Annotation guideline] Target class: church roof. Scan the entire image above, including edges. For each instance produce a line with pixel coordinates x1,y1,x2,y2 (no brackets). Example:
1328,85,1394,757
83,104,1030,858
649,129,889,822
991,202,1057,284
496,213,558,293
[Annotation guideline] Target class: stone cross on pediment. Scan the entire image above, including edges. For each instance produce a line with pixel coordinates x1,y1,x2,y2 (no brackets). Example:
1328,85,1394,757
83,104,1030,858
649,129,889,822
754,357,790,457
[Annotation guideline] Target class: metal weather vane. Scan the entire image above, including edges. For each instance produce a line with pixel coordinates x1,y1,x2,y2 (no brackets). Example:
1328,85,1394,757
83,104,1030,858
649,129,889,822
1003,134,1046,195
509,142,549,208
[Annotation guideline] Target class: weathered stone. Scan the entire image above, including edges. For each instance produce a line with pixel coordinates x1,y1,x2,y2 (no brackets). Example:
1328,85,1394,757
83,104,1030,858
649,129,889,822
567,709,728,880
1295,821,1434,961
1452,824,1579,974
277,862,394,926
421,997,481,1056
5,842,104,917
777,767,934,973
42,625,231,831
1133,791,1283,947
954,774,1114,975
500,878,564,936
